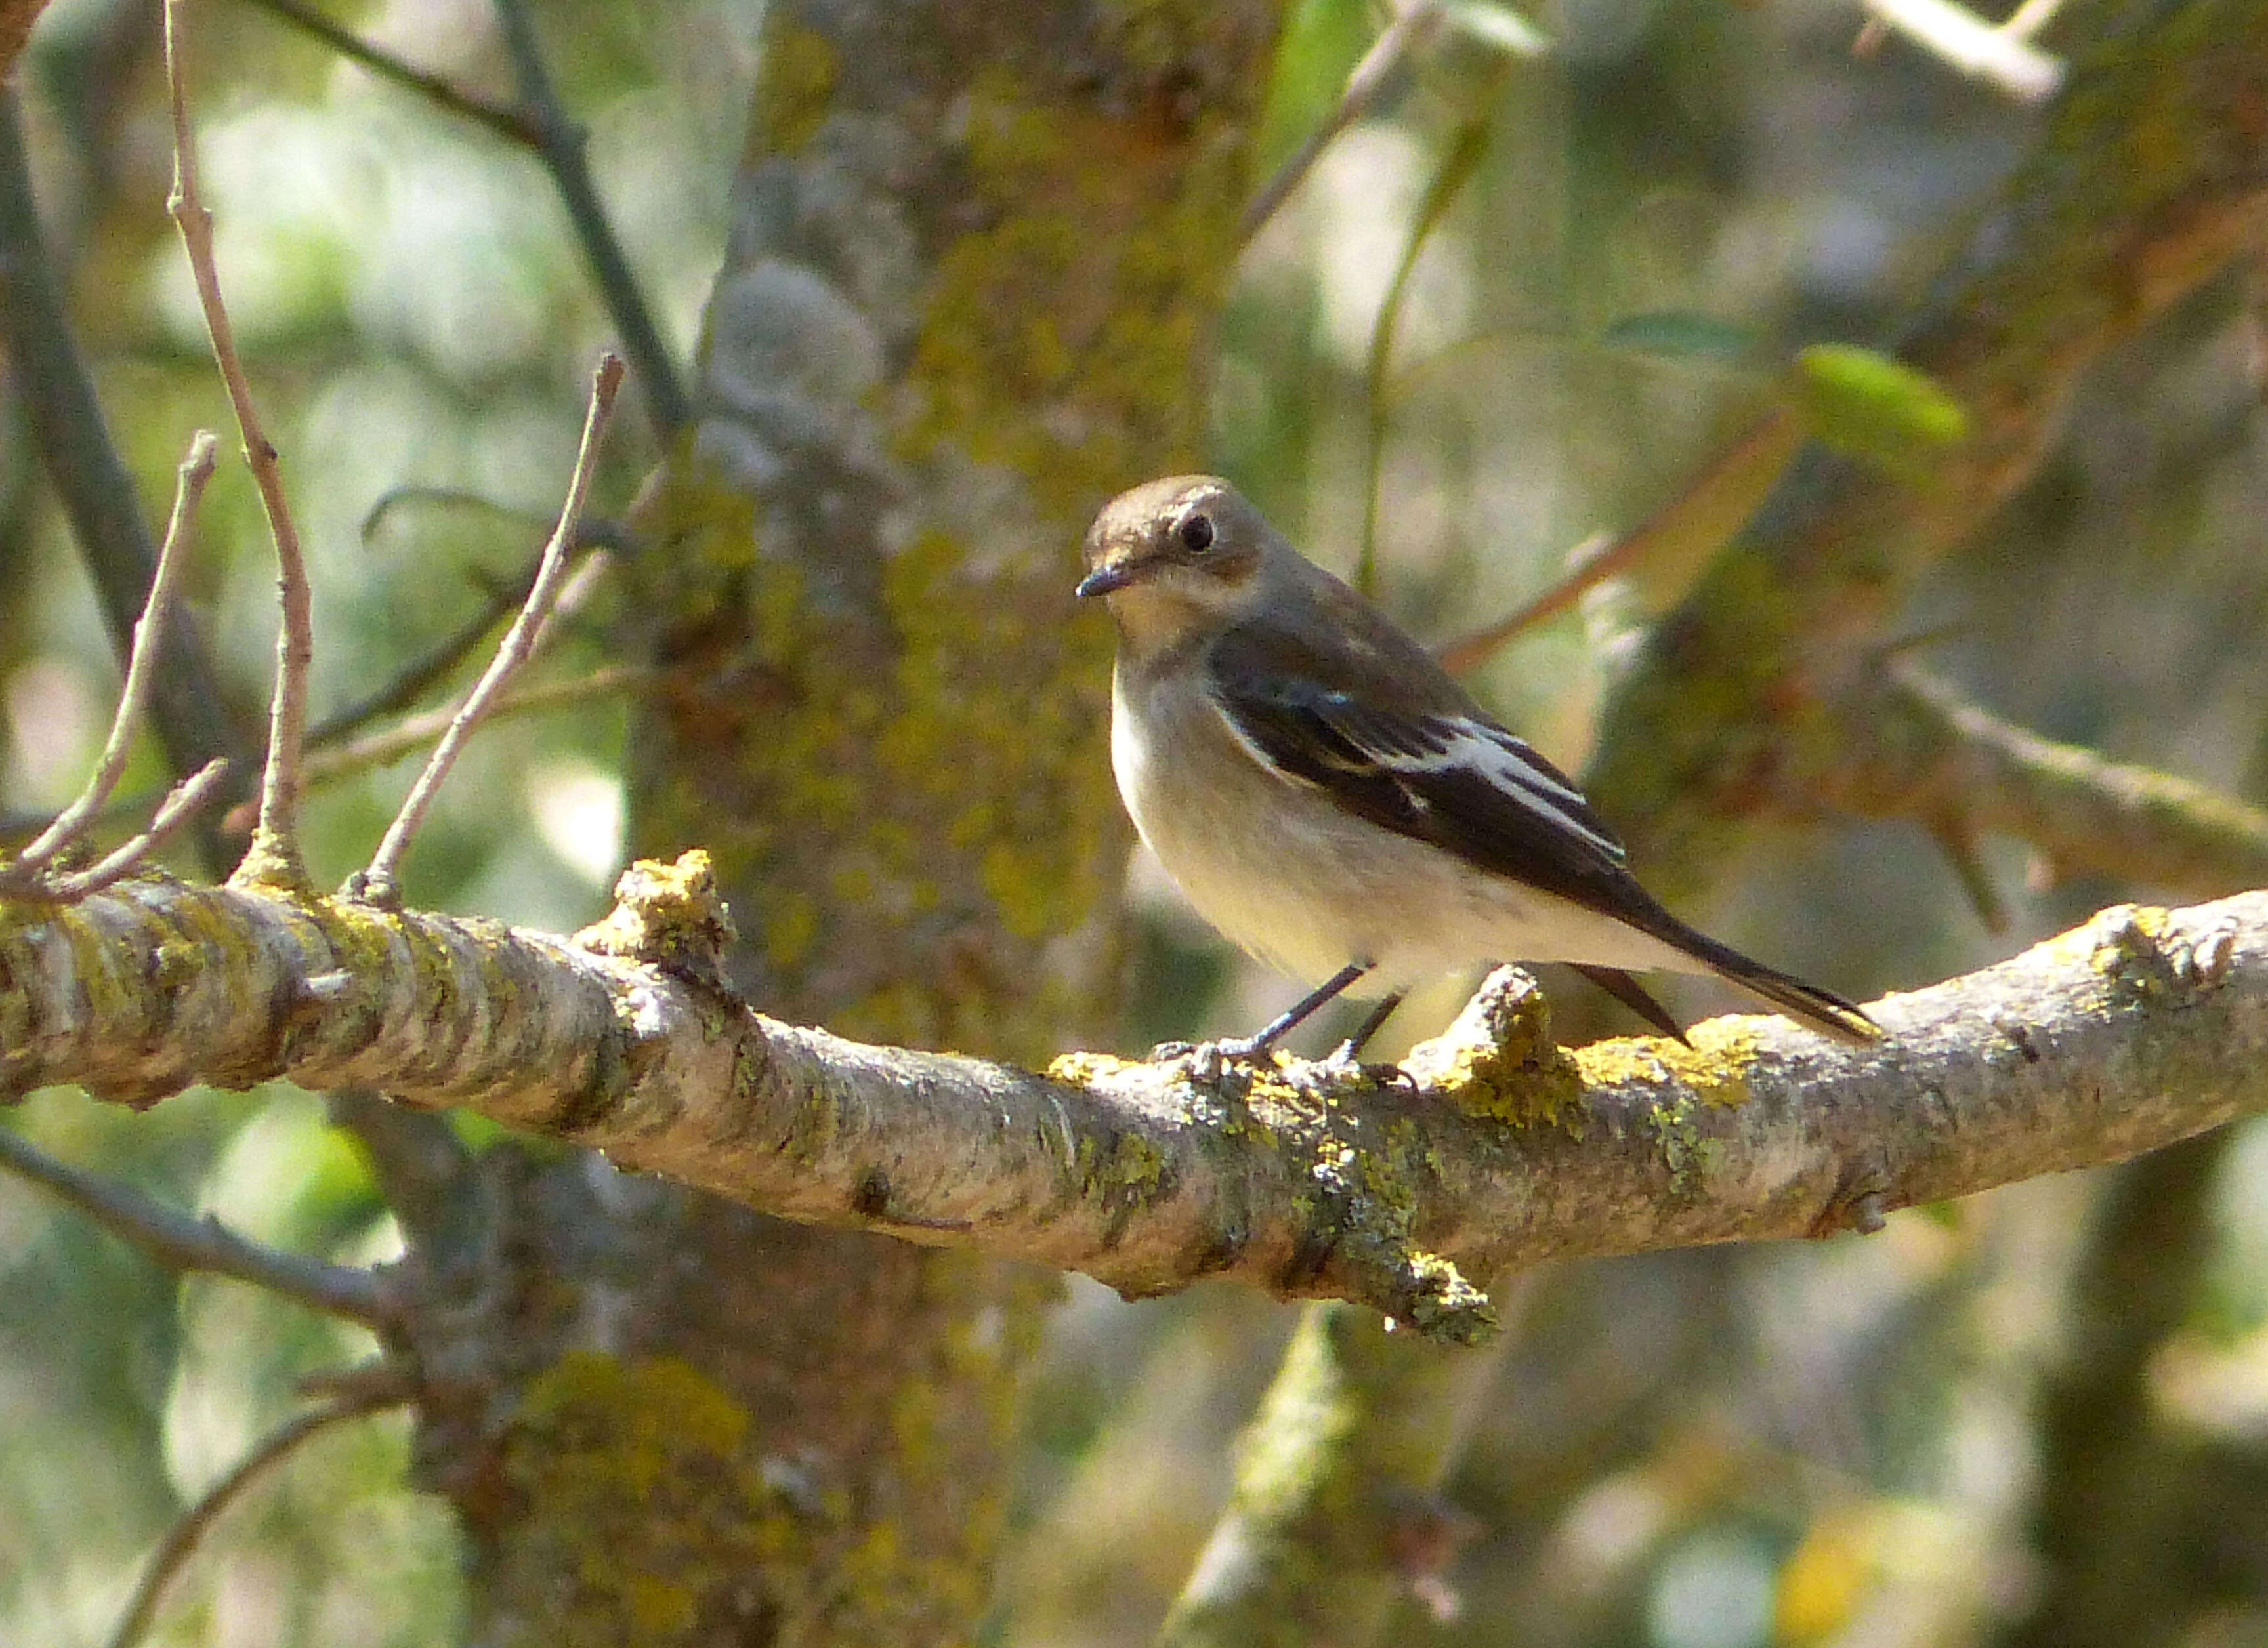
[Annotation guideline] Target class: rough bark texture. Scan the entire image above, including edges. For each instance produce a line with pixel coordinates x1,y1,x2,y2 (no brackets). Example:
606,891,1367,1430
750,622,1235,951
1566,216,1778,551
411,3,1293,1641
1156,1300,1509,1648
4,867,2261,1336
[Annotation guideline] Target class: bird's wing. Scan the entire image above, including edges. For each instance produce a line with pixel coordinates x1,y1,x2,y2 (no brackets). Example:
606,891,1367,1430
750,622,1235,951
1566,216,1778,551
1205,620,1637,917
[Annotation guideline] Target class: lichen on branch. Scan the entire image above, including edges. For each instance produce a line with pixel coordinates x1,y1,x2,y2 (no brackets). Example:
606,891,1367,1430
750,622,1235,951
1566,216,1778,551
3,855,2262,1340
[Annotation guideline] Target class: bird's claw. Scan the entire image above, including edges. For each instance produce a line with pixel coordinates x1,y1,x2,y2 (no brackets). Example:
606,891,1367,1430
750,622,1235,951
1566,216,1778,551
1316,1040,1414,1088
1148,1036,1272,1082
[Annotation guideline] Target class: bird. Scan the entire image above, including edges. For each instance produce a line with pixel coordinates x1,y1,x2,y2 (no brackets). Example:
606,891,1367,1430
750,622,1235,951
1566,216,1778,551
1075,474,1882,1059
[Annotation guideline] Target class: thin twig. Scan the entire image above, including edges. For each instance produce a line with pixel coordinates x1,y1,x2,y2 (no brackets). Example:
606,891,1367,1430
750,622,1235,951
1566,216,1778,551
0,1126,396,1328
354,354,625,901
6,434,218,881
490,0,689,438
103,1376,417,1648
1242,0,1447,244
1433,405,1803,674
1857,0,2064,100
234,0,539,144
165,0,315,892
309,665,654,783
0,88,246,870
308,505,623,750
39,759,236,900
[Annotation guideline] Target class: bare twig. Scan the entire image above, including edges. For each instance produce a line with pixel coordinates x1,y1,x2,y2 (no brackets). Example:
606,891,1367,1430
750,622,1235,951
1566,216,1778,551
165,0,314,892
490,0,690,438
103,1374,417,1648
353,354,625,901
307,503,622,750
40,758,236,900
1856,0,2064,101
1434,405,1803,674
0,1125,395,1328
3,434,218,884
0,87,246,865
310,665,654,784
235,0,538,144
1242,1,1448,244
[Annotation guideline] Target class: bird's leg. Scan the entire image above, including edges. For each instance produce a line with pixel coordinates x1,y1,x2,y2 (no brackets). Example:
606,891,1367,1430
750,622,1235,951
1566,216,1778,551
1323,991,1406,1071
1213,962,1371,1060
1152,962,1373,1067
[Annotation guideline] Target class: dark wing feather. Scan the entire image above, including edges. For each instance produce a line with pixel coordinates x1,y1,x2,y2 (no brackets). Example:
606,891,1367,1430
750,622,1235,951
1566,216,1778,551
1206,621,1641,921
1204,611,1883,1046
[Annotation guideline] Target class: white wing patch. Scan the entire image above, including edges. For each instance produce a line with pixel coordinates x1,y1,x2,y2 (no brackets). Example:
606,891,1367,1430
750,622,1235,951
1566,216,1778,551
1383,718,1629,864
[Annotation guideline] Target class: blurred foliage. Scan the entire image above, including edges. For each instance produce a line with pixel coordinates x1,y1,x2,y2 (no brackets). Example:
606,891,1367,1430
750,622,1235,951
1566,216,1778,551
3,0,2267,1645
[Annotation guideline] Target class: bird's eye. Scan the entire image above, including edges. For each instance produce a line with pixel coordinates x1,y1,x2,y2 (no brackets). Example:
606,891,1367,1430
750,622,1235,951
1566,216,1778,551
1177,513,1215,554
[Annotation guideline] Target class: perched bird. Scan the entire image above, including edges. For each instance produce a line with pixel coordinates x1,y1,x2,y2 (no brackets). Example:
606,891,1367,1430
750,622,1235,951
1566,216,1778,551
1076,474,1881,1056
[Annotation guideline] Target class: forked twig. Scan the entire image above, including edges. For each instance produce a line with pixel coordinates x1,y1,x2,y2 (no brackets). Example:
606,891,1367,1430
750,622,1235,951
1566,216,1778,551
35,760,237,900
352,354,625,902
2,434,218,888
103,1374,417,1648
236,0,538,144
0,1124,394,1326
310,665,655,785
165,0,314,892
491,0,690,436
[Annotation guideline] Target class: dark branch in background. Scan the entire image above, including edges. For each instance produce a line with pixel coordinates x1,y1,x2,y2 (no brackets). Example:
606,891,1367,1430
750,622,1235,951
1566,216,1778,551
305,493,631,751
1819,659,2268,899
490,0,689,438
307,666,654,784
0,1126,396,1328
102,1369,418,1648
0,86,249,865
233,0,687,439
234,0,536,142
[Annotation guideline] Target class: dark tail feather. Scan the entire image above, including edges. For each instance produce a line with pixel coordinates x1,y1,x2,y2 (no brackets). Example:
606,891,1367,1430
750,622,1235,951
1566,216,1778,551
1571,966,1689,1041
1616,896,1885,1046
1680,932,1881,1046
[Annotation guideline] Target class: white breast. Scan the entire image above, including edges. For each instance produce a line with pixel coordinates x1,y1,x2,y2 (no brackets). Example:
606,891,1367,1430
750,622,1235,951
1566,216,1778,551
1109,665,1697,993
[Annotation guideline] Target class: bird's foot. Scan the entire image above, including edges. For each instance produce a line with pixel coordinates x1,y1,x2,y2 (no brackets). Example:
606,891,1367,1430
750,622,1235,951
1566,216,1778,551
1315,1039,1415,1088
1148,1035,1275,1081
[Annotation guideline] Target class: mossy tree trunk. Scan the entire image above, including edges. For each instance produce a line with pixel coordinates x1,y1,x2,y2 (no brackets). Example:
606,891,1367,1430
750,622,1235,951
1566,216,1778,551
416,5,1286,1644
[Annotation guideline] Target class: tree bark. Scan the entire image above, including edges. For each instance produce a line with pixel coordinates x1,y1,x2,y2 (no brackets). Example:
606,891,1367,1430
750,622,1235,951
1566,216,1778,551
383,3,1288,1641
4,867,2261,1334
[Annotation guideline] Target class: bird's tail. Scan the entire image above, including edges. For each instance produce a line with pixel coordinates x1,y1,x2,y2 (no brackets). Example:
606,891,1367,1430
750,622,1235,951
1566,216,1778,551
1632,901,1883,1046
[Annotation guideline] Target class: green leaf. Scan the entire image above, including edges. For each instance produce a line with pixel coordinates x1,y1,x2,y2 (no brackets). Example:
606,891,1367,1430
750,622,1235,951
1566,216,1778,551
1599,311,1763,365
1438,0,1552,58
1792,344,1969,482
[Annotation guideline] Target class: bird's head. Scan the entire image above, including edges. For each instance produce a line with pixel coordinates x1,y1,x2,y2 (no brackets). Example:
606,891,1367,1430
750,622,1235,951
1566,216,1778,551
1077,476,1270,652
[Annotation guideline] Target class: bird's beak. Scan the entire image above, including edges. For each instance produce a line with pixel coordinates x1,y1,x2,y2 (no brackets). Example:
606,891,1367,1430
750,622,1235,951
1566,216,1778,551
1075,563,1135,600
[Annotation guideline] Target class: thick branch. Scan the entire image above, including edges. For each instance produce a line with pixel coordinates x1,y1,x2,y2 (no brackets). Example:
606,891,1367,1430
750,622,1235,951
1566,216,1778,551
1819,661,2268,897
1,865,2261,1334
